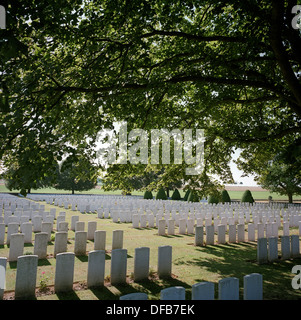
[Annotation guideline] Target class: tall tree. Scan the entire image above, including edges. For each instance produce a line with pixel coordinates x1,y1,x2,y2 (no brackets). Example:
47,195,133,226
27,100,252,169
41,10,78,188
238,138,301,203
1,1,300,194
257,161,301,203
54,155,99,194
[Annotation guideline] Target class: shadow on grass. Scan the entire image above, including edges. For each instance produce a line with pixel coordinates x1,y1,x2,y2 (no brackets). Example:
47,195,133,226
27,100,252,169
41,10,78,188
76,255,89,262
56,290,80,300
90,286,118,300
9,261,17,268
38,258,52,266
161,234,184,238
181,242,301,300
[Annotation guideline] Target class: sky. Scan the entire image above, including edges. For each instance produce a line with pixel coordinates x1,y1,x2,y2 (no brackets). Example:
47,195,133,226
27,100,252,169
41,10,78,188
228,149,258,187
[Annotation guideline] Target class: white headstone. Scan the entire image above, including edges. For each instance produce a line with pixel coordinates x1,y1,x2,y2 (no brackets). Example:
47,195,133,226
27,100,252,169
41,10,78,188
140,215,147,228
243,273,263,300
179,219,186,235
257,237,268,264
217,224,226,244
9,233,24,262
291,235,300,258
75,221,85,232
71,216,79,231
0,257,7,300
33,232,48,259
134,247,150,281
257,223,264,239
194,226,204,246
283,222,289,236
160,286,185,300
110,249,127,285
281,235,290,260
167,219,175,235
21,222,32,244
147,214,155,228
218,277,239,300
41,222,52,242
192,281,215,300
158,245,172,278
272,222,278,238
54,252,75,293
94,230,106,251
268,237,278,262
248,223,255,241
7,222,19,244
54,232,68,257
87,250,105,288
120,292,148,300
15,255,38,299
74,231,87,256
87,221,97,240
0,223,5,245
112,230,123,250
187,219,194,234
158,219,166,236
237,224,245,242
206,225,214,245
58,221,68,232
32,216,42,232
228,224,236,243
132,214,139,228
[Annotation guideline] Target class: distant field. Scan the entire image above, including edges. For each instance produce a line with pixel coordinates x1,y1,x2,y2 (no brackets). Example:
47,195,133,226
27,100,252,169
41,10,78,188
1,184,300,202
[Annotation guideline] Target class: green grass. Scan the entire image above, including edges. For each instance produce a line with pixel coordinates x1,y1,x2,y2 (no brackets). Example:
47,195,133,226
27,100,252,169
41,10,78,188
227,190,301,202
1,197,301,300
1,184,301,202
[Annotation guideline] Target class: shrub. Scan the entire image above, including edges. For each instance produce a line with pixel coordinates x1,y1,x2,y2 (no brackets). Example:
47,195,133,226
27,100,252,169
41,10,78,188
156,188,167,200
208,194,219,204
241,189,254,203
171,189,181,200
187,190,200,202
221,190,231,203
39,271,49,293
183,189,191,201
143,190,153,199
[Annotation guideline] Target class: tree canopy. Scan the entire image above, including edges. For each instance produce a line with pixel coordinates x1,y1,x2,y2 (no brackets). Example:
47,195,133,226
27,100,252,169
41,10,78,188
1,0,300,196
54,155,99,194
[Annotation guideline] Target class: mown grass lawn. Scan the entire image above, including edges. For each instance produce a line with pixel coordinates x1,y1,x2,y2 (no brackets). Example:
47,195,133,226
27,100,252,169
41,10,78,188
1,184,301,202
1,196,301,300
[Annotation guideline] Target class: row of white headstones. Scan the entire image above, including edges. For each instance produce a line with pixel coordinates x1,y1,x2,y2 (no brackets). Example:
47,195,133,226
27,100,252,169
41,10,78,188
3,192,299,300
0,249,263,300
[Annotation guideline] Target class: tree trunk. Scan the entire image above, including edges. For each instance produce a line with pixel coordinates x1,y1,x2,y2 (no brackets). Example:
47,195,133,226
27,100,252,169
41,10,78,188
166,188,169,198
288,193,293,203
27,188,31,194
72,187,74,195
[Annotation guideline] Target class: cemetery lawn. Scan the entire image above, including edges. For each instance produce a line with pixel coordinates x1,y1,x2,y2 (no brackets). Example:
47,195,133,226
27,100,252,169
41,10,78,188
1,198,301,300
1,184,301,202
